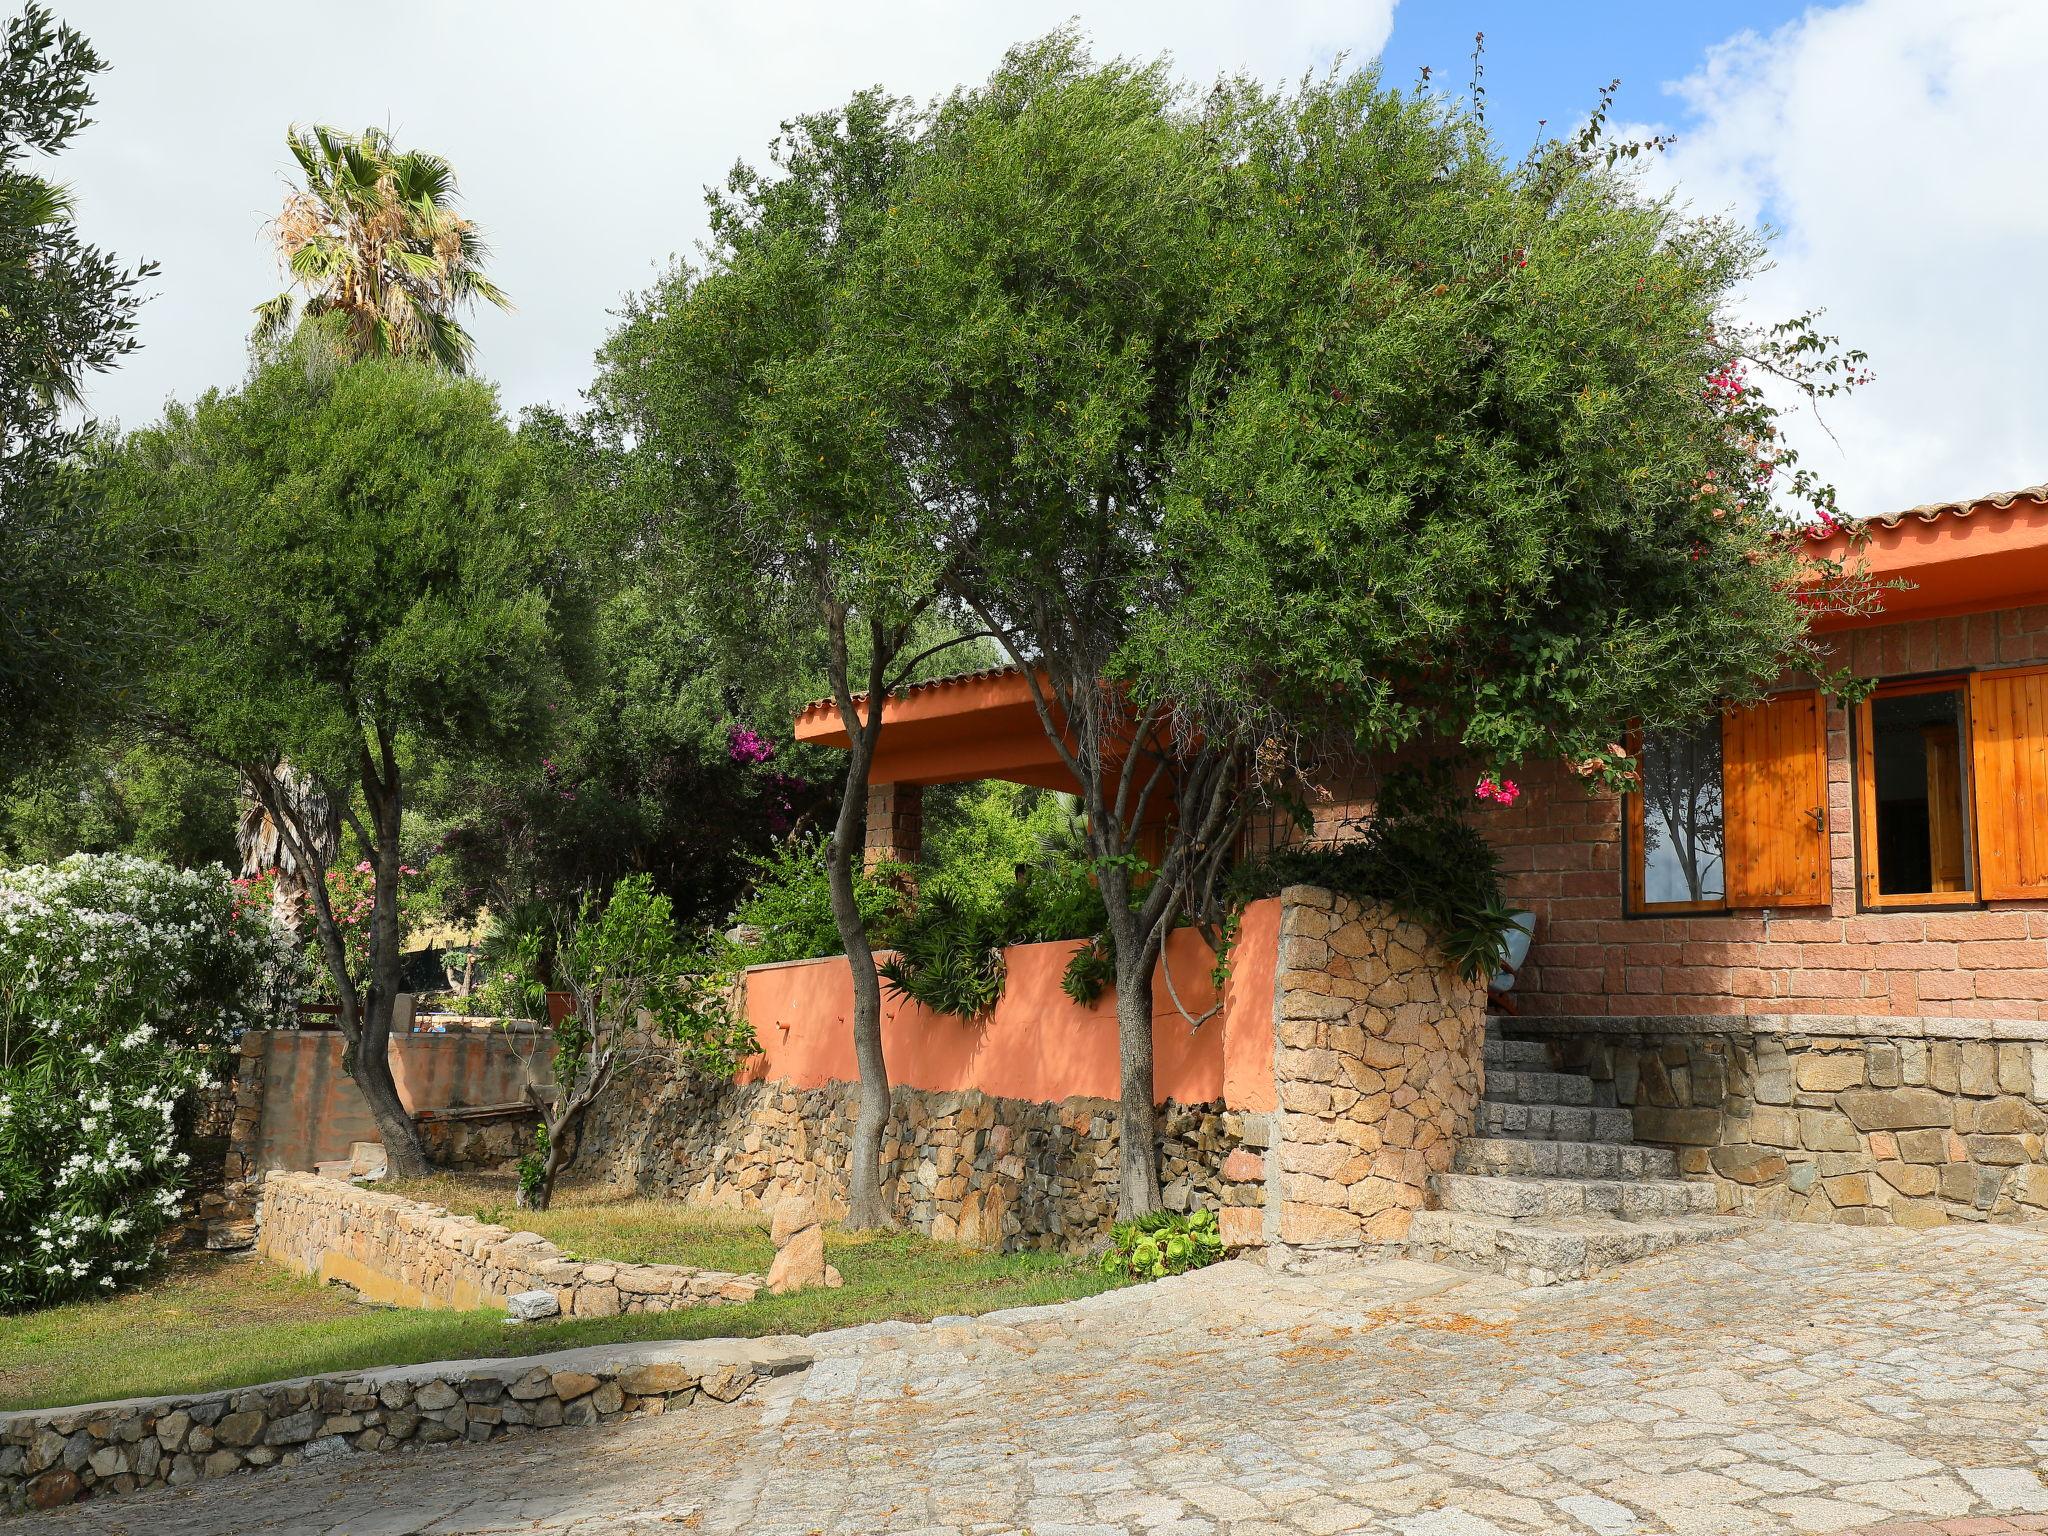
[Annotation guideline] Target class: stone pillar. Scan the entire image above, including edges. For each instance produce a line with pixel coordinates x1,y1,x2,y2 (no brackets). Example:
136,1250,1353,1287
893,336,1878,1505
864,781,923,872
1268,885,1486,1251
205,1031,272,1249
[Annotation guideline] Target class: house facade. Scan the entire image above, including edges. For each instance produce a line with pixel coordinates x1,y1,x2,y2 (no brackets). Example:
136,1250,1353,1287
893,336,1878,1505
783,485,2048,1233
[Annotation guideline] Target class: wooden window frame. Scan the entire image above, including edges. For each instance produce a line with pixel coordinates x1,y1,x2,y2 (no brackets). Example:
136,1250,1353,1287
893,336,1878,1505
1625,724,1730,917
1852,675,1979,910
1627,689,1829,916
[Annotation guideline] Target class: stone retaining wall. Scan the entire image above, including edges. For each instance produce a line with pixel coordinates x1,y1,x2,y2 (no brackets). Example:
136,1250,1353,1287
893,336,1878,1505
0,1336,807,1514
569,888,1475,1257
1512,1014,2048,1227
572,1074,1262,1251
1267,889,1488,1250
415,1102,542,1171
255,1173,764,1314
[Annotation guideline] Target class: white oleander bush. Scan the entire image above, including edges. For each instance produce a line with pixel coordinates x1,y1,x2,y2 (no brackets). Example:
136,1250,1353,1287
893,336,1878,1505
0,854,300,1309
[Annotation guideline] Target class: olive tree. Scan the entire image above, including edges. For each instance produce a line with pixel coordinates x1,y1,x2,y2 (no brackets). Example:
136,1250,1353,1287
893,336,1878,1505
856,36,1869,1215
106,340,565,1176
590,92,962,1229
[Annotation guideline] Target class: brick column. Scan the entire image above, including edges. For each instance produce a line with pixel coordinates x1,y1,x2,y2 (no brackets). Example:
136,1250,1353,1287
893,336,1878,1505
864,781,924,872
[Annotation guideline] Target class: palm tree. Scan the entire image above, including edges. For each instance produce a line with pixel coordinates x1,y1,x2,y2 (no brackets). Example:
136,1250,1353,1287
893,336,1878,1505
252,124,509,371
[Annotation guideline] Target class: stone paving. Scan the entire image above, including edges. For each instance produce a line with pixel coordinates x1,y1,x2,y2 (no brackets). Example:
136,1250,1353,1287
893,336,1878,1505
31,1222,2048,1535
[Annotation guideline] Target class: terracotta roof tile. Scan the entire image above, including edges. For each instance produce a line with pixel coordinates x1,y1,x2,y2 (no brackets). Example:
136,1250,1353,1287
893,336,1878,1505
794,663,1024,723
1824,482,2048,537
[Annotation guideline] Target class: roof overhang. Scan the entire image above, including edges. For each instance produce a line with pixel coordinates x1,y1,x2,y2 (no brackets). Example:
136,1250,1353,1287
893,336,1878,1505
793,668,1082,790
1804,486,2048,631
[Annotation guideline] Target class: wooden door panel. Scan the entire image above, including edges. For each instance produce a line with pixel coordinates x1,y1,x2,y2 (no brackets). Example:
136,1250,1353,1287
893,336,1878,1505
1970,667,2048,901
1722,690,1828,907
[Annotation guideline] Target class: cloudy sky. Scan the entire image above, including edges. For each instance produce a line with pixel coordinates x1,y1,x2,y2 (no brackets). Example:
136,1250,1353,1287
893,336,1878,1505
39,0,2048,519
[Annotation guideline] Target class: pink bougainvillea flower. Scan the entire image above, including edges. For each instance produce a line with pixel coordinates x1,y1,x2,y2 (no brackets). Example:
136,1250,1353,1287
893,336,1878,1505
1474,774,1521,807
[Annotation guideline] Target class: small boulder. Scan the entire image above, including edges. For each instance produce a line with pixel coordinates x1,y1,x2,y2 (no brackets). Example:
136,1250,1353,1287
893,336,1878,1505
770,1194,819,1247
767,1223,827,1295
505,1289,561,1323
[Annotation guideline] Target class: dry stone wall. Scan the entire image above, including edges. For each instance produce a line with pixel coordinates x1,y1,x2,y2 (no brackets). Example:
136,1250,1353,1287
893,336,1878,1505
1268,888,1488,1250
573,1074,1260,1251
1,1336,806,1514
1517,1015,2048,1227
255,1173,764,1314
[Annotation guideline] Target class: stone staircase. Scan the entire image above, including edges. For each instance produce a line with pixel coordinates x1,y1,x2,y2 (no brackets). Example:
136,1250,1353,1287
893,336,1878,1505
1406,1027,1743,1284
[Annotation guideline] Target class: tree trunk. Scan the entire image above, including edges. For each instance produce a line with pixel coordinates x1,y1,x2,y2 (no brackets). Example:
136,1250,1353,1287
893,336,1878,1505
829,731,894,1231
359,742,430,1179
1110,931,1162,1220
522,1108,577,1211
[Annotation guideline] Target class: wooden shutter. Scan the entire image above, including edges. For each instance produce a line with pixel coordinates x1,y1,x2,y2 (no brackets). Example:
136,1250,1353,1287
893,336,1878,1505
1722,690,1829,907
1969,666,2048,900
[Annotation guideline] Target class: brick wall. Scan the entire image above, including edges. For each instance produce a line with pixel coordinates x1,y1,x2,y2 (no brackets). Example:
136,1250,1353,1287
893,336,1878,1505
1252,604,2048,1023
1496,604,2048,1022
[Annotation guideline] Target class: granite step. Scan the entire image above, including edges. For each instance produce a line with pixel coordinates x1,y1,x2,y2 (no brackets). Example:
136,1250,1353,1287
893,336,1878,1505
1453,1136,1681,1180
1477,1101,1635,1144
1406,1209,1746,1286
1483,1036,1551,1070
1482,1068,1594,1107
1431,1172,1718,1221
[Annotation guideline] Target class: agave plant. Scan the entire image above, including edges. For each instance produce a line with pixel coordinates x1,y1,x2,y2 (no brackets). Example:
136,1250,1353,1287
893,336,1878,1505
252,124,509,371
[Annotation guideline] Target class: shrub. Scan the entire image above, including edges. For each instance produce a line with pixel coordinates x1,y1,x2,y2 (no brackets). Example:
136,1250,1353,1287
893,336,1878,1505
500,874,758,1210
725,833,910,966
1224,762,1515,981
0,855,298,1309
878,889,1011,1020
1099,1208,1225,1280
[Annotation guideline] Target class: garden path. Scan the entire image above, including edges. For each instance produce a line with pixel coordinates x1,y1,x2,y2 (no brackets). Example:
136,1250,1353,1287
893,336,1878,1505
35,1223,2048,1535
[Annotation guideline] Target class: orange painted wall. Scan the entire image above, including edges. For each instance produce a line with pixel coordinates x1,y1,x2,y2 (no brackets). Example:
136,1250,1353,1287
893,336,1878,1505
740,897,1280,1110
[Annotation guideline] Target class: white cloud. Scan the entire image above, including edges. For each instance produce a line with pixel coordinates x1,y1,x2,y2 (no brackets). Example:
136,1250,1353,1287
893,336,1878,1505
46,1,1393,432
41,0,2043,524
1648,0,2048,517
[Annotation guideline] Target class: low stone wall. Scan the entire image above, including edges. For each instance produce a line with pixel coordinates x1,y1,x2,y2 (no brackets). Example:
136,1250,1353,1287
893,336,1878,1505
573,1074,1261,1251
0,1336,807,1514
1513,1015,2048,1227
415,1102,542,1171
255,1172,764,1314
1268,889,1487,1250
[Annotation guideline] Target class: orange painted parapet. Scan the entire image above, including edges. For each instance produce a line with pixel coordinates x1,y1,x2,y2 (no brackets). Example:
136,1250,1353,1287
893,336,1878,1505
1803,490,2048,629
739,896,1281,1111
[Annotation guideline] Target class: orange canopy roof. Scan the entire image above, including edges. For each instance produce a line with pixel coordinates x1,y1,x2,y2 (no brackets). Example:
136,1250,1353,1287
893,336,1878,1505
793,667,1077,790
1803,485,2048,630
796,485,2048,784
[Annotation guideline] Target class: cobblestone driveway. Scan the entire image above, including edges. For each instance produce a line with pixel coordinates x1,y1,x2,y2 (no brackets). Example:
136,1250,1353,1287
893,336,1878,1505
36,1223,2048,1536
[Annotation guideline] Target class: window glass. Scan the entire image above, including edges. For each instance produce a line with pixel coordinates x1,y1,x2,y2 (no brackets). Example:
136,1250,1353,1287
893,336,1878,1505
1640,719,1725,904
1868,687,1971,896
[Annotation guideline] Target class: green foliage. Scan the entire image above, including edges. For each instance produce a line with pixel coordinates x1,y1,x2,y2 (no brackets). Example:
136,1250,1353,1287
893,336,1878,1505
0,856,297,1310
0,6,154,784
422,574,825,931
724,835,911,967
107,344,562,790
515,1123,549,1208
1099,1208,1224,1281
919,782,1082,911
878,889,1010,1021
1225,765,1513,981
554,874,757,1082
878,784,1112,1019
1060,937,1116,1007
0,741,238,869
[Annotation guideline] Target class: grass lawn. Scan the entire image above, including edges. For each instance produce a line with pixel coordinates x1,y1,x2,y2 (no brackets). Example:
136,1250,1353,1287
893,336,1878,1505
0,1180,1121,1412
